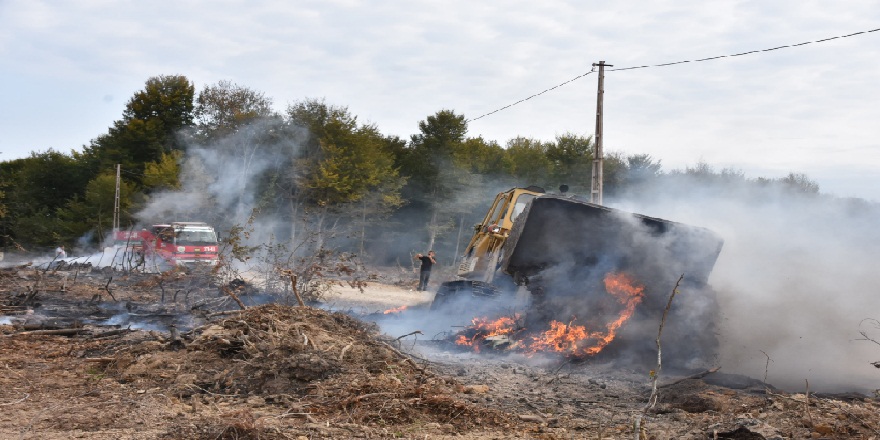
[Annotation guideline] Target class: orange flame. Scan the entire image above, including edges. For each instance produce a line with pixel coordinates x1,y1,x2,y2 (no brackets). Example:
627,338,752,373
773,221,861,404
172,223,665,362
453,272,645,357
383,305,408,314
454,314,522,353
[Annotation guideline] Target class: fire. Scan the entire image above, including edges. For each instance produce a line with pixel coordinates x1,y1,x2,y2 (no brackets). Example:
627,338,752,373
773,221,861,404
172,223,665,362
454,272,645,357
454,314,522,353
383,305,408,314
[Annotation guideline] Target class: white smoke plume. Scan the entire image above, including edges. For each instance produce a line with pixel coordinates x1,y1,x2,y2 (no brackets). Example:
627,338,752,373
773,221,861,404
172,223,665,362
612,176,880,393
137,120,305,247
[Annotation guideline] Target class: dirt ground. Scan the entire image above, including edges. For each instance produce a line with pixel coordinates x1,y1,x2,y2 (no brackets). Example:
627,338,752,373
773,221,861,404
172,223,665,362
1,265,879,439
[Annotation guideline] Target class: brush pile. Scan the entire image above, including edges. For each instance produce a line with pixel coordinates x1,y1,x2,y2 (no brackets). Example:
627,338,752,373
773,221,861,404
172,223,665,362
113,304,513,433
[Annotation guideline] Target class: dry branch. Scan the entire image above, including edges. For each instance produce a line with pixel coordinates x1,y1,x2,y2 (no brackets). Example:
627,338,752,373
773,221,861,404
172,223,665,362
289,273,305,307
645,274,684,411
221,286,247,310
657,367,720,388
17,328,87,336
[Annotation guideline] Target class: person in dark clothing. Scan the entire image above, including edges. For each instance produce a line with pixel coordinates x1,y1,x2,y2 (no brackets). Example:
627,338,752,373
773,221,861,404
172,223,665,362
415,250,436,291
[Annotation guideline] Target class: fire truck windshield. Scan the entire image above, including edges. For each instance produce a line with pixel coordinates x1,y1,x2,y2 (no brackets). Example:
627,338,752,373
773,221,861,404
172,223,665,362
175,230,218,246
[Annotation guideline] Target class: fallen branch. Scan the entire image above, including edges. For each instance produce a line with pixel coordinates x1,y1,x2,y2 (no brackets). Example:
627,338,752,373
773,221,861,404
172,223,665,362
0,393,30,406
518,414,557,423
339,342,354,361
395,330,423,341
658,367,721,388
221,286,247,310
91,327,134,339
102,276,117,301
17,328,87,336
205,310,243,318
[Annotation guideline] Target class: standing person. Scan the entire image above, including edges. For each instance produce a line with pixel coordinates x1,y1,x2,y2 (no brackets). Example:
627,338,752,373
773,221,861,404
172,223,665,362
414,250,436,291
55,245,67,259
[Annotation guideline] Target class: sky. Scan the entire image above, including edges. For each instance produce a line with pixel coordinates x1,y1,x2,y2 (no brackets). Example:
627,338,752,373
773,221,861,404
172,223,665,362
1,1,879,200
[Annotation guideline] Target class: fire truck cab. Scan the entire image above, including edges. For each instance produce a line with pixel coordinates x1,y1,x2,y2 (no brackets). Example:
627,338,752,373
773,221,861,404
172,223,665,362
147,222,220,266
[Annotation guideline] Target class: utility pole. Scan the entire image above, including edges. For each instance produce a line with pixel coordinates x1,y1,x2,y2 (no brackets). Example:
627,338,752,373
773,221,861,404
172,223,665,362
113,164,121,235
590,61,612,205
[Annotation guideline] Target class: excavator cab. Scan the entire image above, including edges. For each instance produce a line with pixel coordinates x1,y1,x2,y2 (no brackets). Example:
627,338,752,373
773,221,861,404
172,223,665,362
456,186,544,282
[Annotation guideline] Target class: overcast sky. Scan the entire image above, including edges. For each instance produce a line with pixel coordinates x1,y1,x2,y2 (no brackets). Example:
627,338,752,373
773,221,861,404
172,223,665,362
2,1,879,200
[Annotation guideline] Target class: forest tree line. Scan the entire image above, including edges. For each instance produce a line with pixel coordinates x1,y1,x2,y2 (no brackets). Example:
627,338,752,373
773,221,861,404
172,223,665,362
0,75,837,263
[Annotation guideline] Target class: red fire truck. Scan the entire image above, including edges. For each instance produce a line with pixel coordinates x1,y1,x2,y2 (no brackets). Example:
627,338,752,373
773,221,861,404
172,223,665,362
114,222,220,266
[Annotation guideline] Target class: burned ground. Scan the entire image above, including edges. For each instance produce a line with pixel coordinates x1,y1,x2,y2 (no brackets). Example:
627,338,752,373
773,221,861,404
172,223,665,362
1,266,878,439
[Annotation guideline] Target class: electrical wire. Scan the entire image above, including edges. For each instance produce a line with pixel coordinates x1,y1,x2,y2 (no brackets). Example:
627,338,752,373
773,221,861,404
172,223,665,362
467,27,880,122
467,70,595,122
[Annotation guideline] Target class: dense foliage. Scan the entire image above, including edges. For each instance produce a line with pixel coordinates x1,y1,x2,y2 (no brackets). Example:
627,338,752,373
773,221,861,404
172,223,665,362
0,75,833,261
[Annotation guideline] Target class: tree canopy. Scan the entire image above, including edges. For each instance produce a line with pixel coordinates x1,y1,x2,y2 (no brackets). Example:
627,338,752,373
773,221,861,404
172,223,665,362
0,74,834,257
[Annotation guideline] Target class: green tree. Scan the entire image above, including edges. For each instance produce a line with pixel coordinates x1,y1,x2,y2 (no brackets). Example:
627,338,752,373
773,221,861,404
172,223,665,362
0,150,92,247
83,75,195,178
398,110,471,249
194,80,275,141
502,136,553,185
545,133,593,191
286,99,405,249
56,173,136,244
452,136,506,175
142,150,183,191
402,109,468,188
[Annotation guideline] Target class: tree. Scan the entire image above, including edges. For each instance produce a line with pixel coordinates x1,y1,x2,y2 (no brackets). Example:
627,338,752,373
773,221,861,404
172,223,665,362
626,153,662,183
142,150,183,191
451,136,506,176
778,172,820,194
545,133,593,191
0,150,92,247
194,80,275,141
56,173,136,245
398,110,472,249
83,75,195,178
285,99,405,250
502,136,553,185
402,109,468,189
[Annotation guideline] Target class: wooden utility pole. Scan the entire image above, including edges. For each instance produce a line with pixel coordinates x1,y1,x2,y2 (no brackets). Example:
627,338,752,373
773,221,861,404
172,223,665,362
590,61,612,205
113,164,121,234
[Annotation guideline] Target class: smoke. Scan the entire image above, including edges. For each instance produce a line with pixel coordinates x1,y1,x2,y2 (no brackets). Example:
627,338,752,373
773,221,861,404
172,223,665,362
610,176,880,393
126,118,879,393
137,119,305,249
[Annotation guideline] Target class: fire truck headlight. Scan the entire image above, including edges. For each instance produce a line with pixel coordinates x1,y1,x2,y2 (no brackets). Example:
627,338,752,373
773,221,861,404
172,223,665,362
177,246,185,252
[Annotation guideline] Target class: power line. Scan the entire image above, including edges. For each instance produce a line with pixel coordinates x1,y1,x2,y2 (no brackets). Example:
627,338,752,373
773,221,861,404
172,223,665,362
467,27,880,122
609,27,880,72
468,70,595,122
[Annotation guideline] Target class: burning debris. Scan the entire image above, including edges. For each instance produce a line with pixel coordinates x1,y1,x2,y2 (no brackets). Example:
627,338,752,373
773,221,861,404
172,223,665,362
383,305,408,315
454,272,647,358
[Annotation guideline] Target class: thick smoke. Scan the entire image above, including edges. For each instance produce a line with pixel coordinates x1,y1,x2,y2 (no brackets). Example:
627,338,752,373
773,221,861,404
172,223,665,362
610,176,880,393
